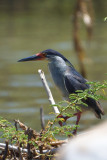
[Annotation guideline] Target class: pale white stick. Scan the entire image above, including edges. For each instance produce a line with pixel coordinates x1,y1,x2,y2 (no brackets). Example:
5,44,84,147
0,143,58,154
38,69,60,115
0,143,27,153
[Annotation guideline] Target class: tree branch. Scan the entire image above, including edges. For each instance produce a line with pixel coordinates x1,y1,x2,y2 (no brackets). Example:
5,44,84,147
38,69,60,115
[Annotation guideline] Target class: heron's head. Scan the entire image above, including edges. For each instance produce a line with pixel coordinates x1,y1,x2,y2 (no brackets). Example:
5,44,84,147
18,49,73,66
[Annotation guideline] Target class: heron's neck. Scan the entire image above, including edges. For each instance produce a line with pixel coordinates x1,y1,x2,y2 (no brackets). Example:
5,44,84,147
48,56,67,73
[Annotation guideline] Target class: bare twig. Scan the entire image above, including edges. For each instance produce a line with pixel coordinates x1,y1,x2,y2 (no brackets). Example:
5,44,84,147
50,140,68,146
17,146,23,160
14,119,39,137
38,69,60,115
27,128,33,159
40,106,45,130
14,119,28,131
14,120,18,131
2,141,8,160
27,143,32,160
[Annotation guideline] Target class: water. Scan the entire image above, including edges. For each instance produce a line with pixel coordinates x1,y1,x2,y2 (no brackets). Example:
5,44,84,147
0,4,107,133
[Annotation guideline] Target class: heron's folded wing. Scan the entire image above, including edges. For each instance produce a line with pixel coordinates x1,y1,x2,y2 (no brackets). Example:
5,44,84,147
64,73,89,94
64,72,104,118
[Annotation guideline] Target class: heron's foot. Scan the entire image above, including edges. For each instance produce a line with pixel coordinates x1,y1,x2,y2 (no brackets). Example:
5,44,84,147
72,112,82,135
57,114,70,126
57,112,82,135
72,128,77,135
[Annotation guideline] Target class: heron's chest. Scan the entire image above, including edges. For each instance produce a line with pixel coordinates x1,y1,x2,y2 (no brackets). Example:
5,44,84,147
48,62,68,96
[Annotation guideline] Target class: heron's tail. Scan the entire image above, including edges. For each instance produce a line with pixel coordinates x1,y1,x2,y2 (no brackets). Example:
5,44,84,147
84,97,104,119
94,101,104,119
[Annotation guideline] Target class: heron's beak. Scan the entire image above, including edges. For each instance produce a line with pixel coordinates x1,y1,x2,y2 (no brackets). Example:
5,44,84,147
18,53,46,62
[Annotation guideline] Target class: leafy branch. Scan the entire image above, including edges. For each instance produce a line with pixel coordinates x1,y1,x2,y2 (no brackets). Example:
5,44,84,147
0,80,106,159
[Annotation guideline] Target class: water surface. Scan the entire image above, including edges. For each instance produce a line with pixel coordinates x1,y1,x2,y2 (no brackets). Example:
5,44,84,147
0,5,107,133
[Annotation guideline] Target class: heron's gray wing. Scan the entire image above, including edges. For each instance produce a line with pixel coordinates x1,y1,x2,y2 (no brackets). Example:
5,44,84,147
64,70,89,94
64,69,104,118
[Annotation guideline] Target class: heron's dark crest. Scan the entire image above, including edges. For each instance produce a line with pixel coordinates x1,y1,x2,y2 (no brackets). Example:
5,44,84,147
41,49,74,68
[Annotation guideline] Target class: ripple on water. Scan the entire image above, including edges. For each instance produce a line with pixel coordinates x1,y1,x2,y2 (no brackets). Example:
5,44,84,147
0,107,39,114
0,91,9,97
8,74,52,87
36,98,48,104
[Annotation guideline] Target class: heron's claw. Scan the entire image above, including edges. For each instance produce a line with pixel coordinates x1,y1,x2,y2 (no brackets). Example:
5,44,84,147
57,114,70,126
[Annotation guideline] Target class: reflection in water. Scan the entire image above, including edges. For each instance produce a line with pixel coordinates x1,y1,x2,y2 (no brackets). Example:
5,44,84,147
0,2,107,132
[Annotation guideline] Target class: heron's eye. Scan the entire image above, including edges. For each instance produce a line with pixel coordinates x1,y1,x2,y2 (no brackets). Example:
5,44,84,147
43,53,47,57
42,53,46,56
